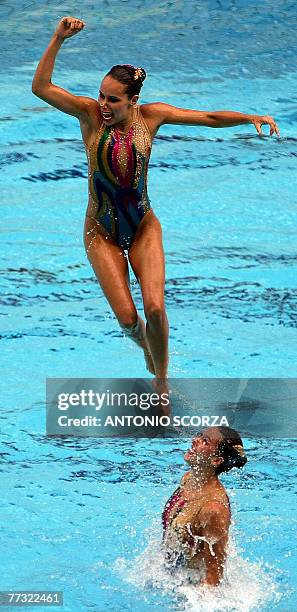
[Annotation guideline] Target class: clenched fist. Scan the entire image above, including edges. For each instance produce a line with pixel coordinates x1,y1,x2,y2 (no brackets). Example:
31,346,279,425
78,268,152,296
55,16,86,41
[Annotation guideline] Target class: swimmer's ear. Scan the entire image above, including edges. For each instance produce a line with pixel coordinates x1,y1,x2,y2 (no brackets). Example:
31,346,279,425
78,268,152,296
211,456,224,469
130,94,139,106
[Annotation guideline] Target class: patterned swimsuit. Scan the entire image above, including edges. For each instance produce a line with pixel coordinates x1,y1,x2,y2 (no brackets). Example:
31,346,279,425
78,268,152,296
162,486,196,568
86,105,152,250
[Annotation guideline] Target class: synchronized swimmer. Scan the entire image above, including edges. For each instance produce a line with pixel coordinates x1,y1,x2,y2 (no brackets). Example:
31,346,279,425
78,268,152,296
32,17,280,391
162,426,247,586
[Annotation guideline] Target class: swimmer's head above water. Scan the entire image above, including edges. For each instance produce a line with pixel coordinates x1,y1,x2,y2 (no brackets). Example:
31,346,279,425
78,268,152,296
98,64,147,127
164,427,247,585
184,426,247,477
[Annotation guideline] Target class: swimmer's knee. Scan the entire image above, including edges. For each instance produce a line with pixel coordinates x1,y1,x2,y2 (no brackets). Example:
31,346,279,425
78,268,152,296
118,314,139,336
145,305,166,327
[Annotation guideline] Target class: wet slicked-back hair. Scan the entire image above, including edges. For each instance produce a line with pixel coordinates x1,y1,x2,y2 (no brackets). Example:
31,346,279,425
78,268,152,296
106,64,146,98
215,427,247,474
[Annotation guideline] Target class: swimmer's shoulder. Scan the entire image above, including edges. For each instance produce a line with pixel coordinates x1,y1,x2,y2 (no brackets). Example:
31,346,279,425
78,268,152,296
198,496,231,529
79,99,104,148
140,102,167,119
180,471,191,486
80,98,102,128
140,102,166,138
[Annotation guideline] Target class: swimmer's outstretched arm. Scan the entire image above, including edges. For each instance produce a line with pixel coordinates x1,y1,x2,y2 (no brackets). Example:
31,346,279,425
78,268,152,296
141,102,280,137
193,502,230,587
32,17,97,126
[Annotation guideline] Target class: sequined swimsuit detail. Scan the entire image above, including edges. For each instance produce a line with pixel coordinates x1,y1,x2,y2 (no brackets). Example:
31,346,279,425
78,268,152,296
162,486,196,568
86,105,152,250
162,487,186,531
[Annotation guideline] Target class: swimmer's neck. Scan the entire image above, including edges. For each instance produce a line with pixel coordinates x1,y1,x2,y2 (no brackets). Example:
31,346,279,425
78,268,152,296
114,106,136,134
184,469,220,493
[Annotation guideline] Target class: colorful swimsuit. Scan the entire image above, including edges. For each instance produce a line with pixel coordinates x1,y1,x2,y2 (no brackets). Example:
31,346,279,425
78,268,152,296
162,487,187,532
86,105,152,250
162,486,196,568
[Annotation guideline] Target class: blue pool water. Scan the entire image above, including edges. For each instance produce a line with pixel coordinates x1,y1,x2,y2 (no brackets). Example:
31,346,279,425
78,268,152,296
1,0,297,610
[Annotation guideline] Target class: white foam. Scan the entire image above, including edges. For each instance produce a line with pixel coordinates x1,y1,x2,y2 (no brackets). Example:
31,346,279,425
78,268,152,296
115,523,281,612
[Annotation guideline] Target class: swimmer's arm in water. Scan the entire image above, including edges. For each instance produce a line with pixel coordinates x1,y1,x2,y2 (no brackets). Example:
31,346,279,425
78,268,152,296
193,502,230,587
141,102,280,136
32,17,97,131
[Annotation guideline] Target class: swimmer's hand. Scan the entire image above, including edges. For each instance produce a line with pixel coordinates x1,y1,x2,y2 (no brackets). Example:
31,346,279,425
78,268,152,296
55,17,86,41
251,115,280,137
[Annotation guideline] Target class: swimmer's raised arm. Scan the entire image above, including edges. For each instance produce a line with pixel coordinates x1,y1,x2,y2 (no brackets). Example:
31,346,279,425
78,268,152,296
141,102,280,137
32,17,97,120
194,502,230,587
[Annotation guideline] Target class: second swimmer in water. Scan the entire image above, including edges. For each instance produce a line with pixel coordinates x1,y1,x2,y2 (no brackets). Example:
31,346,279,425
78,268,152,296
162,426,247,587
32,17,280,389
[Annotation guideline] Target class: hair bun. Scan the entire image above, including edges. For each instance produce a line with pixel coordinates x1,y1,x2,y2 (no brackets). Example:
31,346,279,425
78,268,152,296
223,446,247,473
224,453,247,472
232,444,245,458
107,64,147,97
215,428,248,475
134,67,146,82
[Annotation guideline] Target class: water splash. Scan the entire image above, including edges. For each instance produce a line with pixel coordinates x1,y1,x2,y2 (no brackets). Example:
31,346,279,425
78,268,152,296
186,523,216,557
115,524,281,612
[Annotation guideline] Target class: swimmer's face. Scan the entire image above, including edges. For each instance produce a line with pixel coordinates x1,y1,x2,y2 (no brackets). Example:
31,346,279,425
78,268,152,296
184,427,224,471
98,76,138,126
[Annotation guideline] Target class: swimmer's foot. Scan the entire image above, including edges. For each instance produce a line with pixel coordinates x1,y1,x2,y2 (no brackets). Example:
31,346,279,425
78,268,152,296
136,317,155,374
152,377,171,416
152,376,169,395
122,314,156,374
144,349,155,375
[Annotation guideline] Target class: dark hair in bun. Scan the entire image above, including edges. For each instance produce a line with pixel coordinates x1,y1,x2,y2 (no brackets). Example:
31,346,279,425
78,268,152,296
215,427,247,475
106,64,146,98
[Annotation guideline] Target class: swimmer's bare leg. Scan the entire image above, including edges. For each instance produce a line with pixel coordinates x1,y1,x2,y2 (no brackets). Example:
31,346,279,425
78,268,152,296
84,218,155,374
121,316,155,375
120,315,169,401
124,312,169,411
146,314,169,381
128,212,169,386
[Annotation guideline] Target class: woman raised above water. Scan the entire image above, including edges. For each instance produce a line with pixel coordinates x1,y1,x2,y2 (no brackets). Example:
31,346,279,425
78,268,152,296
32,17,280,390
162,426,247,587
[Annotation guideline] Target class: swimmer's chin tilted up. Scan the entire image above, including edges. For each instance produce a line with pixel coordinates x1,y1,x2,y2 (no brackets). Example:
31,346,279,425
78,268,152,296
32,18,280,385
162,427,247,587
